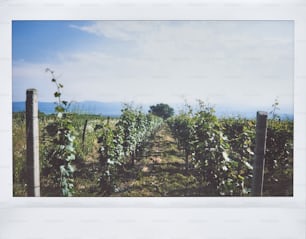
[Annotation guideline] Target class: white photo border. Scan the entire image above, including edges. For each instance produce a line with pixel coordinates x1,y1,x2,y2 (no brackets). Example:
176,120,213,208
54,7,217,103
0,1,305,238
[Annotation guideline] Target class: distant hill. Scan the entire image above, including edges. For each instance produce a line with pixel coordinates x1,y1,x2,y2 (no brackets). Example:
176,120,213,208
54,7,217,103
13,102,56,114
68,101,124,116
13,101,124,116
12,101,293,120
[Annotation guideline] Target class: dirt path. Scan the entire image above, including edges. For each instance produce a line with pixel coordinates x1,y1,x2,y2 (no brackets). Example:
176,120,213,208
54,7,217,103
112,123,199,196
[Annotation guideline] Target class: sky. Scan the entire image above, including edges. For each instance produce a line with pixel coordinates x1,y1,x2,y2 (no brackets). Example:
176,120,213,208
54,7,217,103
12,20,294,113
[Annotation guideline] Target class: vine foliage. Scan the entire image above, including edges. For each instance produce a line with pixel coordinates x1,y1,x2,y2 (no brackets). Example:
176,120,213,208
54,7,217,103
95,105,163,195
44,68,76,196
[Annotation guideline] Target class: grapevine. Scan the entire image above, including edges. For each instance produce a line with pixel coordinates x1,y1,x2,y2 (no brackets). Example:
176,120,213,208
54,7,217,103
43,68,76,196
96,105,163,195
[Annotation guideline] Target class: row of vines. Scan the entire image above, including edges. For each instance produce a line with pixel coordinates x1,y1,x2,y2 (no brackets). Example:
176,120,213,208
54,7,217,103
167,101,293,196
43,102,162,196
13,71,293,197
94,107,163,195
15,70,162,196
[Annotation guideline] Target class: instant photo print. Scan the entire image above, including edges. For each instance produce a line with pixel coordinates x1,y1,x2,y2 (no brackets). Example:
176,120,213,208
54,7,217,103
12,20,293,198
0,1,305,239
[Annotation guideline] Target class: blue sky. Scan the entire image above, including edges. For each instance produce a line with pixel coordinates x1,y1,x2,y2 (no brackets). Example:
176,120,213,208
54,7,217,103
12,20,294,113
13,21,99,62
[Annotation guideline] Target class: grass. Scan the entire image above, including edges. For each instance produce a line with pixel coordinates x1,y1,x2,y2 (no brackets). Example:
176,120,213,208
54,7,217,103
12,115,27,196
108,124,204,197
13,112,104,196
12,112,293,197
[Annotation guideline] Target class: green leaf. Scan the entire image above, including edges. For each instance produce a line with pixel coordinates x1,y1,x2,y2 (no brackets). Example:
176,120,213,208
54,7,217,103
59,83,64,88
243,161,253,170
67,164,74,173
60,165,66,174
66,154,75,161
67,134,75,142
222,151,231,162
247,148,254,155
55,106,65,113
57,112,63,118
65,145,74,152
54,92,61,98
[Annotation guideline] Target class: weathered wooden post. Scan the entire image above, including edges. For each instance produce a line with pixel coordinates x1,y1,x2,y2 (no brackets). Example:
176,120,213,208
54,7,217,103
26,89,40,196
251,111,268,196
82,119,88,150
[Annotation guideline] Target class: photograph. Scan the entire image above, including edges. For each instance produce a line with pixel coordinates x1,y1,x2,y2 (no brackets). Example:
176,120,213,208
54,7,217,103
12,20,293,197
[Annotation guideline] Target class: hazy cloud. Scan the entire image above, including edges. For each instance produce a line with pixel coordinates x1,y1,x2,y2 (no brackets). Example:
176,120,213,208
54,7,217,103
13,21,293,113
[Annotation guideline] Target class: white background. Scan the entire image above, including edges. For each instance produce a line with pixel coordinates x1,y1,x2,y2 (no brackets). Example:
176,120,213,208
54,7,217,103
0,0,305,238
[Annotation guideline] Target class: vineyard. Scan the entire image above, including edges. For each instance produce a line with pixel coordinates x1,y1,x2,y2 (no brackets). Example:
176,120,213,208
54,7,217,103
13,100,293,197
11,72,293,197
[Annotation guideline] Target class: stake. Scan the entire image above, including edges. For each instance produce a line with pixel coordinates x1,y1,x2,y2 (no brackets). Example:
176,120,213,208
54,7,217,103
251,111,268,196
82,119,88,150
26,89,40,197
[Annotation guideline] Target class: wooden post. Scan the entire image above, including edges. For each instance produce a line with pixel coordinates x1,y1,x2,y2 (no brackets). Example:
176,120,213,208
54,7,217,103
26,89,40,197
251,111,268,196
82,119,88,150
